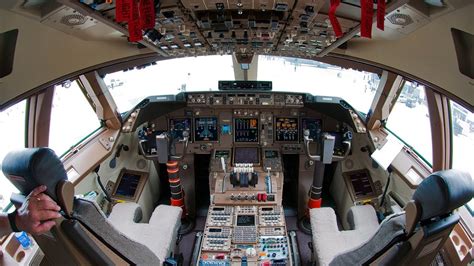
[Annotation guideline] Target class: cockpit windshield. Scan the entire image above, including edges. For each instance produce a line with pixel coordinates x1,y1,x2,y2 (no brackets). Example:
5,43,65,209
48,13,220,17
104,55,379,114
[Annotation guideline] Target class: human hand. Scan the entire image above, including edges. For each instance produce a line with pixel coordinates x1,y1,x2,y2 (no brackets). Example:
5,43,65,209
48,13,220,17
15,186,61,235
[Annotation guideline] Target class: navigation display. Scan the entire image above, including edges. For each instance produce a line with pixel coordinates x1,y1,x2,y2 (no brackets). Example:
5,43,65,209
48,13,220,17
301,118,322,141
195,117,218,141
236,215,256,226
234,118,258,142
169,118,191,140
234,147,260,164
275,117,298,142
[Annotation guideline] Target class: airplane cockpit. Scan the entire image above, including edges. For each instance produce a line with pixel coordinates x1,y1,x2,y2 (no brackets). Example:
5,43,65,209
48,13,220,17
0,0,473,265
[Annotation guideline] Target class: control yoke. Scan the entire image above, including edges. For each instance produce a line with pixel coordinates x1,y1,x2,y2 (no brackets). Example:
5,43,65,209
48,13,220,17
138,130,190,162
171,130,190,161
303,130,351,162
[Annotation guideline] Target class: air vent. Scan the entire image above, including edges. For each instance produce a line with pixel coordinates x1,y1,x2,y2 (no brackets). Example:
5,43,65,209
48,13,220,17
60,14,87,26
387,13,413,27
41,6,97,32
385,4,430,35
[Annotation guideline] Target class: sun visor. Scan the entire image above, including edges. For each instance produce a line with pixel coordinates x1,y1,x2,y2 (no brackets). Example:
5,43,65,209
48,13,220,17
0,29,18,78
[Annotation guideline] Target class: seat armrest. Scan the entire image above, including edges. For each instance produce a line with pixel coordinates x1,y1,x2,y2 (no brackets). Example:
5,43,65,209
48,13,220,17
347,205,378,231
109,202,143,225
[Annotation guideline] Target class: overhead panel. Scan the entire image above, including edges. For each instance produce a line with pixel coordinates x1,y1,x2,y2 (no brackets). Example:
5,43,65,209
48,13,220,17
56,0,405,58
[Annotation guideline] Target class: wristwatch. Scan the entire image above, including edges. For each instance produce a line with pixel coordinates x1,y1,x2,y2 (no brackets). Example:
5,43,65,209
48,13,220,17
8,211,21,232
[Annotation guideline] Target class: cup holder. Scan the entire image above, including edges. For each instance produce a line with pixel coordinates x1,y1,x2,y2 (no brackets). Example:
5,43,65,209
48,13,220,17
451,234,460,245
16,250,25,262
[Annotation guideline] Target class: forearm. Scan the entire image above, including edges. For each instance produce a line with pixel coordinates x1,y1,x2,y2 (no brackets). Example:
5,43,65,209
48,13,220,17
0,213,13,237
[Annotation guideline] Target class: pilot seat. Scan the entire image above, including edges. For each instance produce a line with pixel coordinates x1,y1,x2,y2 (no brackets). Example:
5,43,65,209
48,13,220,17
2,147,182,265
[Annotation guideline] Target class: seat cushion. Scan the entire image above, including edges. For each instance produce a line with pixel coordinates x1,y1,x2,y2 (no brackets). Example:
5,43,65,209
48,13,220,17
74,198,160,265
108,204,182,262
310,206,379,266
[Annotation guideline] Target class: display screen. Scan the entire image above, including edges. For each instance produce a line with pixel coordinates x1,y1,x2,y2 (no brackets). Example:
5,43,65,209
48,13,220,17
194,117,218,141
328,132,345,156
301,118,322,141
236,215,256,226
275,117,298,142
234,118,259,142
349,170,375,198
215,150,230,159
115,173,141,198
169,118,191,140
264,150,279,159
209,228,222,233
234,147,260,164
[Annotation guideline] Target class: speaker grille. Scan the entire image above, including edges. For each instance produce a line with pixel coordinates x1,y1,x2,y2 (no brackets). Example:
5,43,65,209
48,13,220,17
60,14,86,26
387,13,413,27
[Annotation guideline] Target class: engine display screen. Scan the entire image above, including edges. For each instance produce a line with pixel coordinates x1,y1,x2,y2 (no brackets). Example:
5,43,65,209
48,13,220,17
169,118,191,140
301,118,322,141
275,117,298,142
234,118,259,142
236,215,256,226
194,117,218,141
234,147,260,165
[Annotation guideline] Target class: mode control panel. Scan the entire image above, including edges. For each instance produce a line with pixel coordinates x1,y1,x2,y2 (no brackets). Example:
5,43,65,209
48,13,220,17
186,92,305,107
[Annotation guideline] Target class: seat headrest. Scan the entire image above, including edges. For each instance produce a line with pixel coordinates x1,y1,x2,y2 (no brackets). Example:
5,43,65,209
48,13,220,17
413,169,473,222
1,148,67,202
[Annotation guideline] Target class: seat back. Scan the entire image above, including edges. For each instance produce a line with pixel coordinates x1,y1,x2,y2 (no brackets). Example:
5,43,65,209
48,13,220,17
330,169,473,266
2,148,160,265
381,169,473,265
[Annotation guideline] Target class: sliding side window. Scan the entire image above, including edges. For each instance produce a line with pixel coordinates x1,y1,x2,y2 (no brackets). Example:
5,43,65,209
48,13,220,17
0,100,26,211
49,80,101,157
385,81,433,166
450,101,474,213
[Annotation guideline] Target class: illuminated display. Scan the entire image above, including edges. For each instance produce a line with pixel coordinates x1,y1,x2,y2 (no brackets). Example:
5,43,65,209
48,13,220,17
275,117,298,142
169,118,191,140
301,118,322,141
234,147,260,164
264,150,279,159
195,117,218,141
215,150,230,159
234,118,259,142
236,215,256,226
